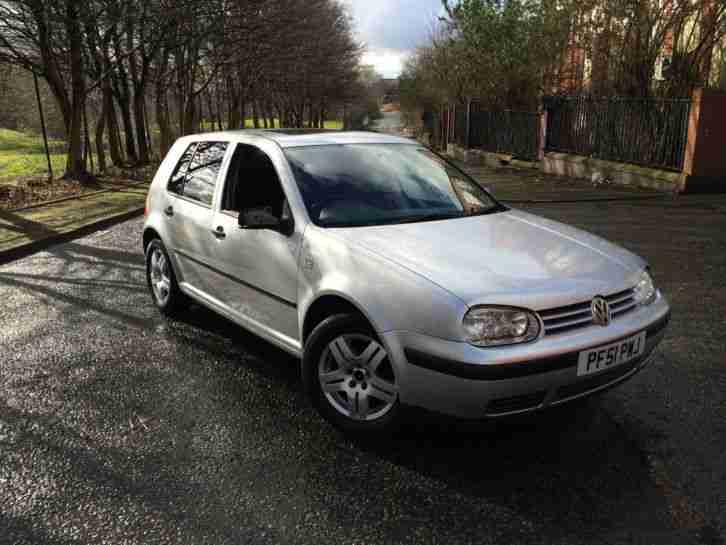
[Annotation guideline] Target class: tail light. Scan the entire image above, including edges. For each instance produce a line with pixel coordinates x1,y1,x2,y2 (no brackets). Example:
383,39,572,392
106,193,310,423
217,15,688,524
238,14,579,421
144,191,151,217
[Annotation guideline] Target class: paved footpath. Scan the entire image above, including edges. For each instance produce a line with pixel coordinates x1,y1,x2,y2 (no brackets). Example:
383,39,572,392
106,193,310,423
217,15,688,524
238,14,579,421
462,163,667,202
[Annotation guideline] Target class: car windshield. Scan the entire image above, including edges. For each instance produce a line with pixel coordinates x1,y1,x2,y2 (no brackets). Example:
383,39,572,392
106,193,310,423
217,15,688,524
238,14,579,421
284,144,504,227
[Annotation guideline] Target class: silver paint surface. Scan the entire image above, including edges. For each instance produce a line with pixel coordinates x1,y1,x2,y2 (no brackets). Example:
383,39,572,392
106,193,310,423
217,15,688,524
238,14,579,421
144,130,670,417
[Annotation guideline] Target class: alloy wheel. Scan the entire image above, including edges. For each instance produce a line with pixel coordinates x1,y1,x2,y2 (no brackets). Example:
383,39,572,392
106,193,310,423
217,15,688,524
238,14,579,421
318,333,398,421
149,247,171,306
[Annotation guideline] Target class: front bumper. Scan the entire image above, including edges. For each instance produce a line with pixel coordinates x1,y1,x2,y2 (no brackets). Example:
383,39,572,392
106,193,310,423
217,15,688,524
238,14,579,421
383,292,671,419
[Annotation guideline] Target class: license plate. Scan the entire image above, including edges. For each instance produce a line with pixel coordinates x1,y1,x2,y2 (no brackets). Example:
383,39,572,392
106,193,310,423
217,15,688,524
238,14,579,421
577,331,647,377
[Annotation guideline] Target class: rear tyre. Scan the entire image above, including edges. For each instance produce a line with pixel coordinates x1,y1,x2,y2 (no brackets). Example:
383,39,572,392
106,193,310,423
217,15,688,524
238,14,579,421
145,239,188,316
303,313,402,435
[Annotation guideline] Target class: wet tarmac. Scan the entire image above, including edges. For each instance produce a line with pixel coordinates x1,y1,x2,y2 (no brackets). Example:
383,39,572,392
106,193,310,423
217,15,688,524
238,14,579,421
1,199,724,544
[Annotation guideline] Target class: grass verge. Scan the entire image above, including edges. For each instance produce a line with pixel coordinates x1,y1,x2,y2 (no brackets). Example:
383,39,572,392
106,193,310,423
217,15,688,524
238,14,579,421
201,119,344,130
0,128,66,182
0,182,148,255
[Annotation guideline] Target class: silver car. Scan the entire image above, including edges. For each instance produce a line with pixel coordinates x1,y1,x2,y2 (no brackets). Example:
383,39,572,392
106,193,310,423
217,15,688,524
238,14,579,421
142,130,670,433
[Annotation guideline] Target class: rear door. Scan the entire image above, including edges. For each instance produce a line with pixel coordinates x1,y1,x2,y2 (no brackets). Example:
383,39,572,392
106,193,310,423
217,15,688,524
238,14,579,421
163,141,229,298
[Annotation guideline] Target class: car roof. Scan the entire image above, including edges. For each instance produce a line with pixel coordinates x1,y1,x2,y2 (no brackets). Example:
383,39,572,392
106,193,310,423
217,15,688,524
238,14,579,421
180,129,417,148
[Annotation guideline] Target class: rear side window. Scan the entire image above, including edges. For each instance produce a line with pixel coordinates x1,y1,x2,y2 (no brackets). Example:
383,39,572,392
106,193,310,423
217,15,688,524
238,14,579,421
167,141,228,206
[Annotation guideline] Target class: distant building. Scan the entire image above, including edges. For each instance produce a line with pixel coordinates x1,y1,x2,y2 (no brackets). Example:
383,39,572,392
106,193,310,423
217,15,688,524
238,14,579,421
551,0,724,95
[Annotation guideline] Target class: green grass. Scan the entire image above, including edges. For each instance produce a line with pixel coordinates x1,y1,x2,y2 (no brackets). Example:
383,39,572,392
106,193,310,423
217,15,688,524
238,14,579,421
201,119,343,130
321,120,343,129
0,128,66,183
0,119,345,182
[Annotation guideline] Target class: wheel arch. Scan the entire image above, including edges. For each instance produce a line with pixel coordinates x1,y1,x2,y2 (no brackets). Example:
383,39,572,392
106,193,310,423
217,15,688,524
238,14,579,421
142,227,161,253
301,292,378,346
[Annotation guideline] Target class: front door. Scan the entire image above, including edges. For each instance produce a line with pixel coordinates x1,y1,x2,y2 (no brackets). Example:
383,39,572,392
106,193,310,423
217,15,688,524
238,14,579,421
209,143,303,351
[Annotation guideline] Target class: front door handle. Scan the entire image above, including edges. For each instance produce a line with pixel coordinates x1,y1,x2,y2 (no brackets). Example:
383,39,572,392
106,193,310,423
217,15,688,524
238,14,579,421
212,226,226,239
164,205,174,217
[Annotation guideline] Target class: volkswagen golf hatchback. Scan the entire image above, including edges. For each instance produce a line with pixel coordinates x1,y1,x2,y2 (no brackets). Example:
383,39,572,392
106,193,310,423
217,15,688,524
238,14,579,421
142,130,670,434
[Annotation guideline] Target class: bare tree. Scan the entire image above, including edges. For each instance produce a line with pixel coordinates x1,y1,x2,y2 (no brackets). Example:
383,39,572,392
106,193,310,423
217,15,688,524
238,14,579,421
1,0,367,178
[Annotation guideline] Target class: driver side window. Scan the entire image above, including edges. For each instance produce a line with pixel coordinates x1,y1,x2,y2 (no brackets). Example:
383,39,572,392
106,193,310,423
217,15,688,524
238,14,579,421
222,144,290,221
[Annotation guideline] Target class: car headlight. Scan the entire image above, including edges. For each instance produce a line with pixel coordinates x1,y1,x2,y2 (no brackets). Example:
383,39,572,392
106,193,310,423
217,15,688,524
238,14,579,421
633,270,657,305
462,306,541,347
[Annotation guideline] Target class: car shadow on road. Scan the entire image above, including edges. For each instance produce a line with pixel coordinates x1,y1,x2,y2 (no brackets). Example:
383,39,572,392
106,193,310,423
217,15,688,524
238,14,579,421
170,302,302,387
0,268,676,542
166,303,675,541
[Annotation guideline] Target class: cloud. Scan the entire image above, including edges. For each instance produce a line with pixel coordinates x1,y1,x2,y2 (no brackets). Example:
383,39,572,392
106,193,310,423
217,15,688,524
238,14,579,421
344,0,444,77
361,49,410,79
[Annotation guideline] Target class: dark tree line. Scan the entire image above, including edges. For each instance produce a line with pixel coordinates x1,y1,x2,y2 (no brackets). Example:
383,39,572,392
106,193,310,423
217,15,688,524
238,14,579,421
0,0,365,179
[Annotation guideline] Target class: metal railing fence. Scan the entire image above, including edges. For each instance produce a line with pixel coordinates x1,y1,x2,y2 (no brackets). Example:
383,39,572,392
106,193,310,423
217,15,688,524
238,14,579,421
468,105,540,161
543,96,691,171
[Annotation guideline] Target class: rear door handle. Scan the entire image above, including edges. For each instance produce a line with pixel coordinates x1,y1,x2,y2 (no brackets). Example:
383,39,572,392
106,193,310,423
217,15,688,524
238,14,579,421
212,226,226,239
164,205,174,217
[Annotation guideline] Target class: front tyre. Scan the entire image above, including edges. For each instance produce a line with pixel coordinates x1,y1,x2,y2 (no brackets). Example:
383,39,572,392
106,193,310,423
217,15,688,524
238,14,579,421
303,314,402,435
145,239,188,316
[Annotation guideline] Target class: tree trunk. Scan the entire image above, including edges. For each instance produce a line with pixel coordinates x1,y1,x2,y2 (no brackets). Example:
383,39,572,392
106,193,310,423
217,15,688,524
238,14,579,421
143,99,153,159
65,0,86,179
133,89,150,164
32,2,72,145
307,102,314,127
228,84,241,129
96,92,107,172
155,85,173,158
113,74,138,162
182,96,196,135
83,99,94,172
205,91,216,131
116,93,137,162
177,87,186,135
154,47,173,157
105,85,124,166
299,101,307,128
239,101,246,129
252,101,260,128
215,89,224,130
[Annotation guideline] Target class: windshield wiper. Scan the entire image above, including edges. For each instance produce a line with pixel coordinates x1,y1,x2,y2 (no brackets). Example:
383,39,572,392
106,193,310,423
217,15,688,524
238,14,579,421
465,205,505,217
318,209,502,228
376,212,466,225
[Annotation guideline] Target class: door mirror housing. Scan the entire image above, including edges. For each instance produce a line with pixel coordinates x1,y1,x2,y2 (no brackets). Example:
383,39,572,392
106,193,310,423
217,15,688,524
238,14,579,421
239,207,293,235
240,208,279,229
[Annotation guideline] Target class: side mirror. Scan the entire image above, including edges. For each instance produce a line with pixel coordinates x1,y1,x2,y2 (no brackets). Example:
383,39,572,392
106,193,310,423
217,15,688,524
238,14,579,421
239,207,294,235
240,208,280,230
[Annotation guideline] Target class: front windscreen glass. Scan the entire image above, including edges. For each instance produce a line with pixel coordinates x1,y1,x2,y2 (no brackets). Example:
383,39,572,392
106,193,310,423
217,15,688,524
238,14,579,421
284,144,503,227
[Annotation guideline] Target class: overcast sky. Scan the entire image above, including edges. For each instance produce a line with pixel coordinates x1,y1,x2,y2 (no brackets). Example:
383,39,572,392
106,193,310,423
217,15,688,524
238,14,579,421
343,0,445,78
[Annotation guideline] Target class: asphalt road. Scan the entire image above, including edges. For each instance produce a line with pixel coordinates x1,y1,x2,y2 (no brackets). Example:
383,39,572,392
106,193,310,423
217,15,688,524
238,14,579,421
1,196,725,545
372,111,403,133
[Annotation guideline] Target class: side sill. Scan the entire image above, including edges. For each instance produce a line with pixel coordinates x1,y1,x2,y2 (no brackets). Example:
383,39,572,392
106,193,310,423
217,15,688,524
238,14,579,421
179,282,303,358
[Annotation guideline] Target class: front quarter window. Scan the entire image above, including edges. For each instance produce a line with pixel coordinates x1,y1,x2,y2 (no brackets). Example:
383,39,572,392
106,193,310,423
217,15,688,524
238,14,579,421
284,144,503,227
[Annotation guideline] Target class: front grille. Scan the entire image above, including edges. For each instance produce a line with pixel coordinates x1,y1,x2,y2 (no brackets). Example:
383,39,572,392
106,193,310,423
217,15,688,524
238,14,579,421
486,390,547,415
539,288,637,336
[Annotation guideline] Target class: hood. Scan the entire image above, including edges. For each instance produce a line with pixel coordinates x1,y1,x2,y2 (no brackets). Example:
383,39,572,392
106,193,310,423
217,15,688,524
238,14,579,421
327,209,645,310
